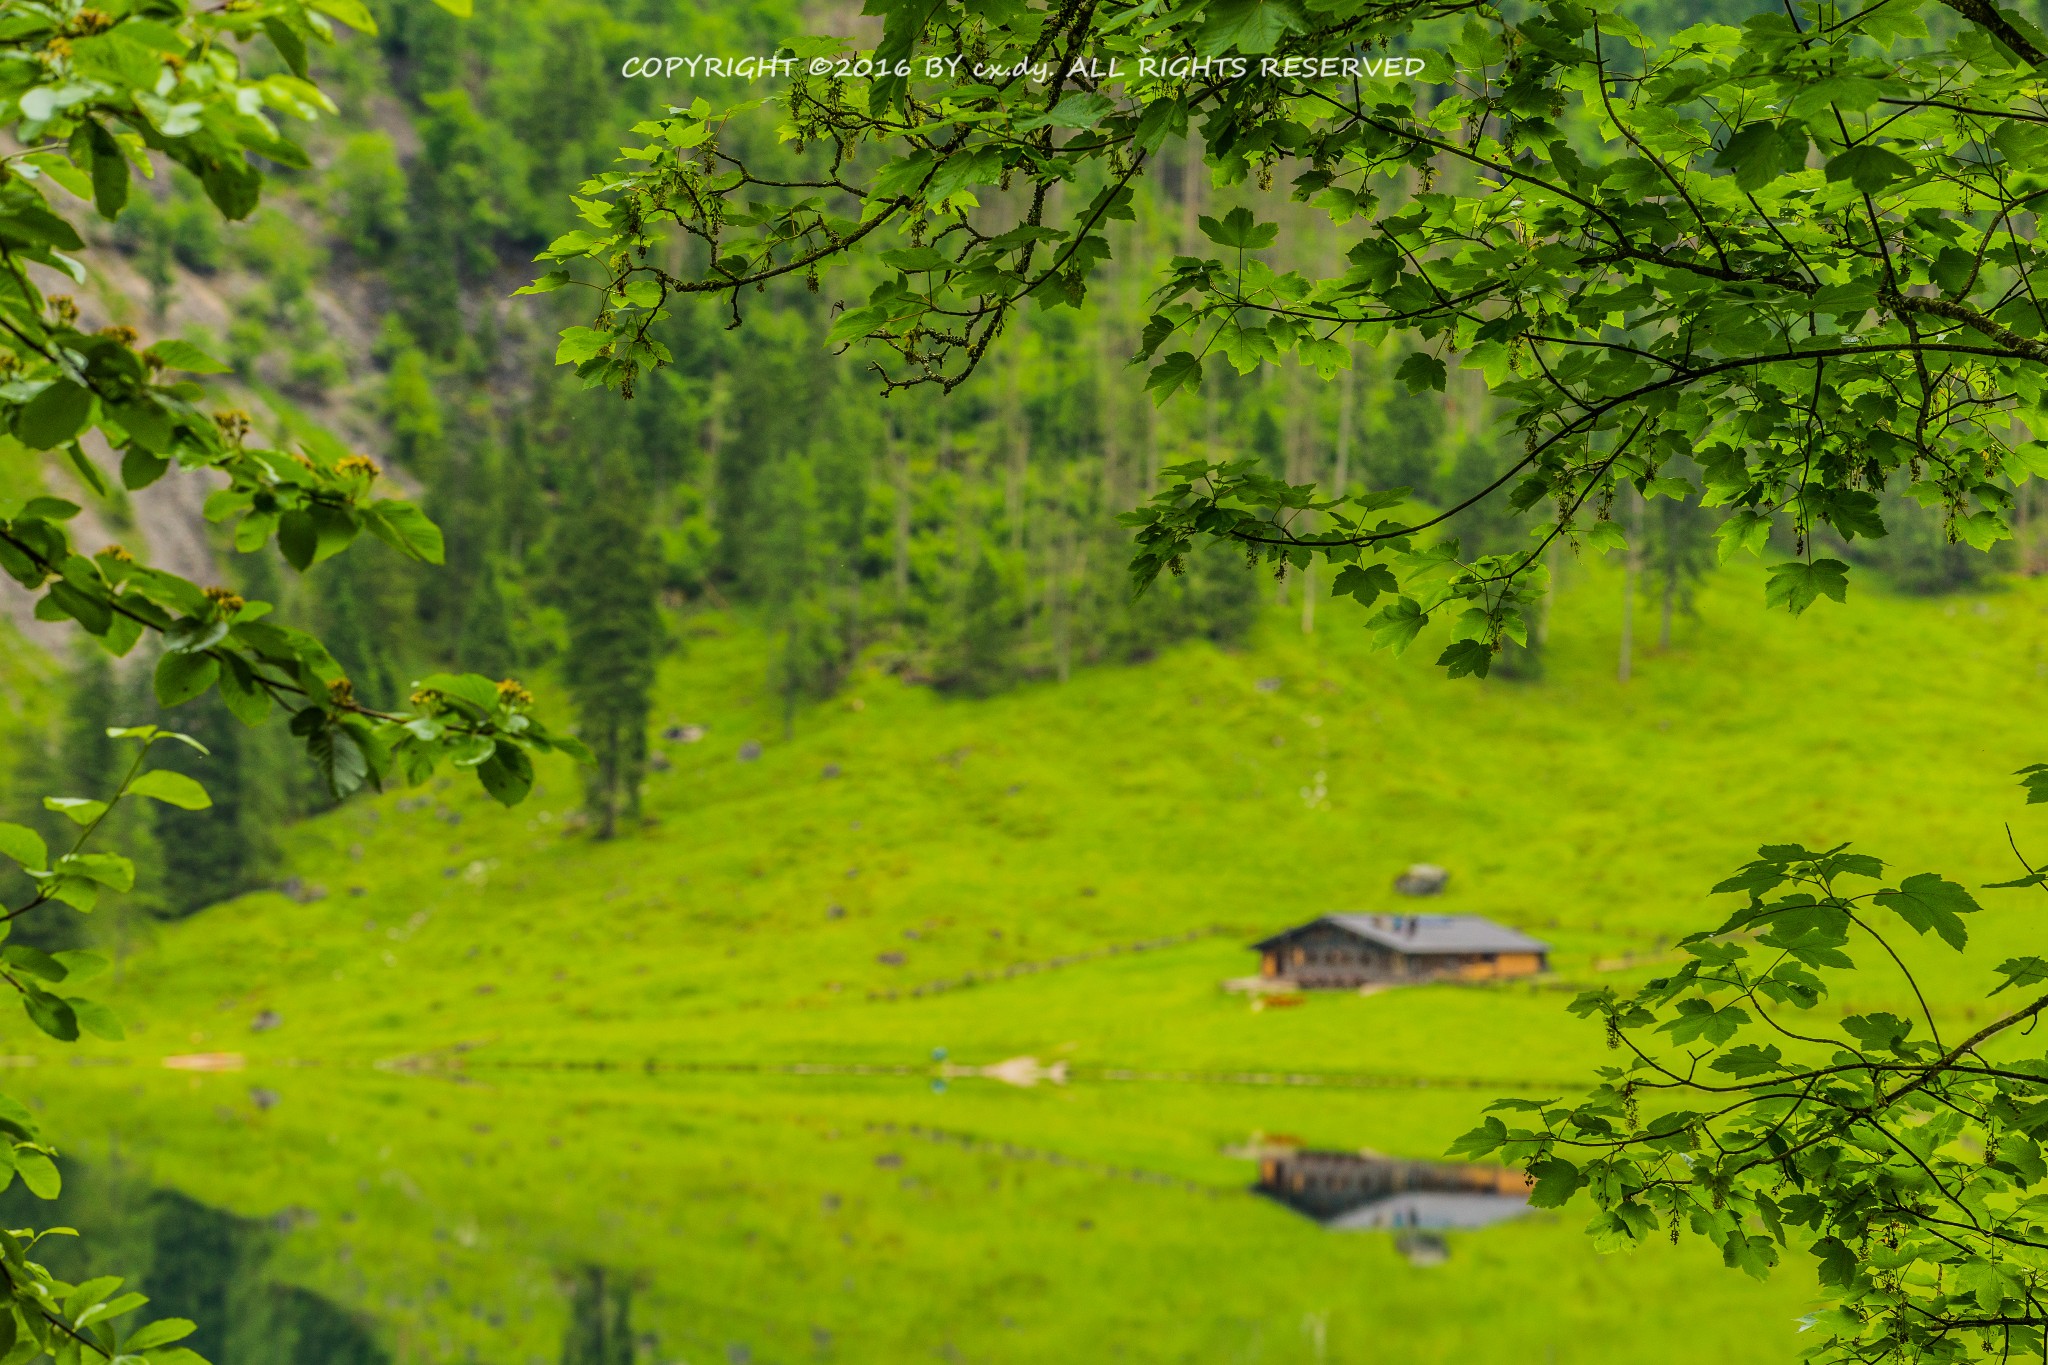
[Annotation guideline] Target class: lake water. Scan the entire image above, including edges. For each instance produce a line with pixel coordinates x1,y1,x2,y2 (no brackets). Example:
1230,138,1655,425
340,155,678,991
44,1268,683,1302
13,1061,1809,1364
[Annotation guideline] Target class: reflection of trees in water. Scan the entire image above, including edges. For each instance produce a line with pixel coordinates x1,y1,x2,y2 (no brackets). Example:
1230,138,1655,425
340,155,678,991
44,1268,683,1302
560,1266,636,1365
0,1163,387,1365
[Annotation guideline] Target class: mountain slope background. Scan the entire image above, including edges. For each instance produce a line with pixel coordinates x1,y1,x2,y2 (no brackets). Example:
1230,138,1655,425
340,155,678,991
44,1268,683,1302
62,560,2048,1075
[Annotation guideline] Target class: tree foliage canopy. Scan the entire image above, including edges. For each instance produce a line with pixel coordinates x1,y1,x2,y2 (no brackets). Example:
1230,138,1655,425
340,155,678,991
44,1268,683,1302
0,1,566,1358
0,0,576,808
542,0,2048,678
1451,816,2048,1363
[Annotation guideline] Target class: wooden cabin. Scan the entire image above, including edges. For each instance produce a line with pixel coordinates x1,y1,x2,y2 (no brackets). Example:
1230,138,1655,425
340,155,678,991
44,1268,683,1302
1252,913,1548,988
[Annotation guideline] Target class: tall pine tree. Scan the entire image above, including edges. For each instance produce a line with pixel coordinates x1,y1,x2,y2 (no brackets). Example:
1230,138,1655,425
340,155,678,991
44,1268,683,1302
557,453,662,838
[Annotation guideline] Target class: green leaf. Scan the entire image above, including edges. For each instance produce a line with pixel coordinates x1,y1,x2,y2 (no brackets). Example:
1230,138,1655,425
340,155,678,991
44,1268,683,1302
1763,559,1849,615
1658,996,1751,1044
85,119,128,219
20,988,77,1042
1715,121,1808,192
1144,352,1204,403
867,0,940,114
307,721,370,800
41,798,106,827
1366,596,1427,654
15,1150,59,1198
262,17,308,78
554,327,610,366
1198,0,1307,53
1526,1157,1585,1209
1992,956,2048,995
216,654,272,728
1873,872,1978,950
1723,1232,1778,1281
1437,639,1493,679
412,672,501,712
1713,511,1772,563
1708,1043,1786,1078
1330,563,1397,608
121,1320,195,1352
127,770,210,810
1998,1132,2047,1184
144,340,230,375
46,876,98,913
360,501,445,565
61,853,133,891
1446,1115,1508,1158
515,270,573,296
1825,144,1913,195
15,381,93,450
308,0,379,30
51,951,107,983
1394,352,1446,394
1,947,65,983
0,824,47,872
1811,1237,1858,1289
153,651,219,708
1198,207,1278,250
475,741,534,808
67,997,122,1042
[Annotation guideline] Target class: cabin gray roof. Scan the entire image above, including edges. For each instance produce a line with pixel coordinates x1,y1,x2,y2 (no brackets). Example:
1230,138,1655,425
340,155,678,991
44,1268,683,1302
1253,914,1549,956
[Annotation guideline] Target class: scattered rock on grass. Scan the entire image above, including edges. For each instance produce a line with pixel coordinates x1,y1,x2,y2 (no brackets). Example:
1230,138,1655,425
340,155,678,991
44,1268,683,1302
737,741,762,762
1394,863,1451,896
251,1010,281,1033
1397,1231,1451,1265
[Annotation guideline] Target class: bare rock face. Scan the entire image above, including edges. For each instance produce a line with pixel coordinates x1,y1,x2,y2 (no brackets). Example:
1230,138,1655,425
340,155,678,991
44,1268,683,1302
1393,863,1450,897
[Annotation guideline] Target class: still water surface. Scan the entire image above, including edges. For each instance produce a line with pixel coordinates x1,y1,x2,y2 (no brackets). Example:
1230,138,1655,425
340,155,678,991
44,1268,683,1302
17,1064,1804,1364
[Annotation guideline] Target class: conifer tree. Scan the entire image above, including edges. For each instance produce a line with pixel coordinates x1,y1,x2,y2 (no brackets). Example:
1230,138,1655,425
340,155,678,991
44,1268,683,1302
152,691,270,917
755,450,845,735
937,553,1018,697
557,456,663,838
456,560,519,680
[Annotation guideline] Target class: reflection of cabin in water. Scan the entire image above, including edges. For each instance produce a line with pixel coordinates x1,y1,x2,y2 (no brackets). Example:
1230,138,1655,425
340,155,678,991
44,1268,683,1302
1256,1149,1532,1230
1253,914,1548,988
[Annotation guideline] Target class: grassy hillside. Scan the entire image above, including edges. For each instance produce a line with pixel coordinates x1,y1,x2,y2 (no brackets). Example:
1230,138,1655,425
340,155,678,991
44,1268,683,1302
18,559,2048,1363
55,558,2048,1073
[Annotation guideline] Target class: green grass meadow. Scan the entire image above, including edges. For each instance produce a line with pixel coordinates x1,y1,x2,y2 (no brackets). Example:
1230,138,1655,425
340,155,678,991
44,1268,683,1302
20,561,2048,1362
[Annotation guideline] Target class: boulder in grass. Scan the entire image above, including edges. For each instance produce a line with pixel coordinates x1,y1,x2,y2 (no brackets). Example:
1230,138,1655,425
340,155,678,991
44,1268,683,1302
737,741,762,762
251,1009,282,1033
1397,1232,1451,1265
1393,863,1450,897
